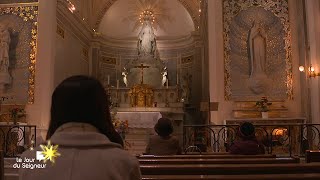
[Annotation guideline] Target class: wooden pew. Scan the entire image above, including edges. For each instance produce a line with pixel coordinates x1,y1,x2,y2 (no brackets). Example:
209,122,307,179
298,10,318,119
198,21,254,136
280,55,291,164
0,151,3,180
140,163,320,175
138,154,276,159
142,173,320,180
139,157,299,165
306,150,320,163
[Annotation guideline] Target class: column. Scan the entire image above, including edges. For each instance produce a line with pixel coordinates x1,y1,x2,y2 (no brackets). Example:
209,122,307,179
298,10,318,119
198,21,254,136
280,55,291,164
305,0,320,124
25,0,57,138
90,42,101,78
208,0,230,124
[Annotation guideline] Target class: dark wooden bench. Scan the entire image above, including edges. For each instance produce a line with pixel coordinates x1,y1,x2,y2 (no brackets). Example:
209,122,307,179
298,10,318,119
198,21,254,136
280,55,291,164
306,150,320,163
139,157,299,165
138,154,276,159
140,163,320,175
0,151,3,180
142,173,320,180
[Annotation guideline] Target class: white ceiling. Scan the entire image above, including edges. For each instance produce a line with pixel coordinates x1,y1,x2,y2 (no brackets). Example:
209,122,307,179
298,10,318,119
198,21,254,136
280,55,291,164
98,0,195,39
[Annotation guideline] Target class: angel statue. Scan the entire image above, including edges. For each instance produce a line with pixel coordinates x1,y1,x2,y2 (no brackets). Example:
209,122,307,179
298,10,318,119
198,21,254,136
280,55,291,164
122,68,128,87
161,67,167,86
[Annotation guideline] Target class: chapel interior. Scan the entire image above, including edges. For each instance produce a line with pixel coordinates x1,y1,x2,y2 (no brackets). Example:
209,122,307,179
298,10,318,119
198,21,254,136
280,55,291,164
1,0,320,179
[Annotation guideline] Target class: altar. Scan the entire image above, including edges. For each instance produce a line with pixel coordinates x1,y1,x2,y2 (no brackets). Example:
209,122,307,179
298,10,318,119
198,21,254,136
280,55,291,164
116,111,162,128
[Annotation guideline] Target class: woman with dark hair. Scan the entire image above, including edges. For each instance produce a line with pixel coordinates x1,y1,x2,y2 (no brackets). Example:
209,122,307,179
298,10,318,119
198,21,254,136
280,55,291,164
229,122,265,155
19,75,141,180
145,118,181,155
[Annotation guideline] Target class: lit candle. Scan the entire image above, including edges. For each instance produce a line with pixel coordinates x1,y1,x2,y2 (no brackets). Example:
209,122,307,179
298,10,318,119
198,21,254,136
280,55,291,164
107,75,110,85
166,79,169,89
116,80,119,89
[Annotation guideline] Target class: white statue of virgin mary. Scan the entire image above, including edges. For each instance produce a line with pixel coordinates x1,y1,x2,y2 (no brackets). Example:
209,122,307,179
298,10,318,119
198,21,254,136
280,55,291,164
249,21,267,78
137,20,156,57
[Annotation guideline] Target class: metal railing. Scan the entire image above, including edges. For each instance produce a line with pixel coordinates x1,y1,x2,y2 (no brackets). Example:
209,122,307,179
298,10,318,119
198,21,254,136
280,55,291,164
0,125,36,157
183,124,320,156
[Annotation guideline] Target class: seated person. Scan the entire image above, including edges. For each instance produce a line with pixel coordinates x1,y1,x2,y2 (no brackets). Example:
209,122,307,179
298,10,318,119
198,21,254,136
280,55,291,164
19,75,141,180
229,122,265,155
145,118,181,155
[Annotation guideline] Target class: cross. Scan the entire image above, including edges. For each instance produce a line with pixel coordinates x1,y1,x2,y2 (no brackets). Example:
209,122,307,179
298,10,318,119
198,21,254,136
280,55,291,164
134,63,149,84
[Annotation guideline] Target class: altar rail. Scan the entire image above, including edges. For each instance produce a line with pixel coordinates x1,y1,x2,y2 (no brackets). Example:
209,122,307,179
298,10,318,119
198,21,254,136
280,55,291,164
0,125,36,157
183,124,320,156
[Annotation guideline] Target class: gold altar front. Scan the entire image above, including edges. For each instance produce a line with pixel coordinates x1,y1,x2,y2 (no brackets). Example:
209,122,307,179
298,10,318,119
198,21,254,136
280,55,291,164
129,84,154,107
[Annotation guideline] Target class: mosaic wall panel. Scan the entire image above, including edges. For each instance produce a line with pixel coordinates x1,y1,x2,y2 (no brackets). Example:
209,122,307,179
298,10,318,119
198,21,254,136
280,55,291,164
223,0,292,101
0,5,38,104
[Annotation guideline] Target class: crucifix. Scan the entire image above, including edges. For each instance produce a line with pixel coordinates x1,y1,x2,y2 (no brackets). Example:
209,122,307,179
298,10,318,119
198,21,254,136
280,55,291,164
134,63,150,84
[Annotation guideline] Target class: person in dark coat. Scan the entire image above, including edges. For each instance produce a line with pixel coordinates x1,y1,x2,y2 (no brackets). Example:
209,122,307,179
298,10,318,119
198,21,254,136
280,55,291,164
229,122,265,155
145,118,181,155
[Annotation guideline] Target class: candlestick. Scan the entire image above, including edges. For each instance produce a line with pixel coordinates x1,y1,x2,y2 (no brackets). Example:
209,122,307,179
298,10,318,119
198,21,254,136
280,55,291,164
107,75,110,85
116,80,119,89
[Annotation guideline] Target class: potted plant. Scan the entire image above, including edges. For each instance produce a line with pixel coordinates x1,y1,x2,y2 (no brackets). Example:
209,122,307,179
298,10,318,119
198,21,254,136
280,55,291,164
255,97,272,118
10,106,26,125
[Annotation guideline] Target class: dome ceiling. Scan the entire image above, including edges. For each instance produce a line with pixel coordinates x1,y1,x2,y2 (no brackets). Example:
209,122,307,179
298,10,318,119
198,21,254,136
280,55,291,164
97,0,195,39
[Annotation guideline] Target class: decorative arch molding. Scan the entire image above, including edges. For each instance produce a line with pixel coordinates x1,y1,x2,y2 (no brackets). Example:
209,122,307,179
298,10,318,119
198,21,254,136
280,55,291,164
93,0,199,29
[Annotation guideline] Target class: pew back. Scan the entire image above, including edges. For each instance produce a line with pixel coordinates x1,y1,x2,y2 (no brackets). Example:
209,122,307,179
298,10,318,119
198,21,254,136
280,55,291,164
306,150,320,163
139,157,299,165
142,173,320,180
140,163,320,175
138,154,276,159
0,151,3,180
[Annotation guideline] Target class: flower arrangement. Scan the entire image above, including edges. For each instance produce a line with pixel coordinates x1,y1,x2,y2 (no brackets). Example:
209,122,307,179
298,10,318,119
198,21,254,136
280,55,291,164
113,119,129,139
10,106,26,124
255,97,272,112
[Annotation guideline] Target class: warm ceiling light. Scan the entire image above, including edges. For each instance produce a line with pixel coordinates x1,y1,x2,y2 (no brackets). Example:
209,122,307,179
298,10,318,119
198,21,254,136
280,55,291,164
299,65,320,78
299,66,304,72
310,66,315,72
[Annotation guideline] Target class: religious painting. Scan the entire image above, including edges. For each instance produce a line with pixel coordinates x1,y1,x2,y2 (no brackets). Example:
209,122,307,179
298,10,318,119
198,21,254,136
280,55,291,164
223,0,292,101
0,4,38,104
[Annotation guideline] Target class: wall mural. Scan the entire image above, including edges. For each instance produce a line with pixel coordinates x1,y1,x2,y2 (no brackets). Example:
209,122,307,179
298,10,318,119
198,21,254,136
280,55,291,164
223,0,292,101
0,4,38,104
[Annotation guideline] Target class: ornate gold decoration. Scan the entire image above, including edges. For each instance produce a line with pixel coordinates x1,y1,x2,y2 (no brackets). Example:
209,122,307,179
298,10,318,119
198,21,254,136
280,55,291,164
0,5,38,104
124,0,171,31
129,84,154,107
101,56,116,65
223,0,293,100
181,55,193,64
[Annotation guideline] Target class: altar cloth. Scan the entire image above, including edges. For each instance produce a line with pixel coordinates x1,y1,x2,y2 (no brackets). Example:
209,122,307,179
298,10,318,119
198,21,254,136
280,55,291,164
116,112,162,128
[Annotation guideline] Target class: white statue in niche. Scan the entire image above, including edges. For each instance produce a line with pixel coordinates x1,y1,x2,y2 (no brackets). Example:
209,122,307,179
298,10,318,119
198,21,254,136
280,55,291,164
249,21,267,78
0,23,12,92
137,20,156,57
248,21,269,94
122,68,128,87
161,67,167,86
